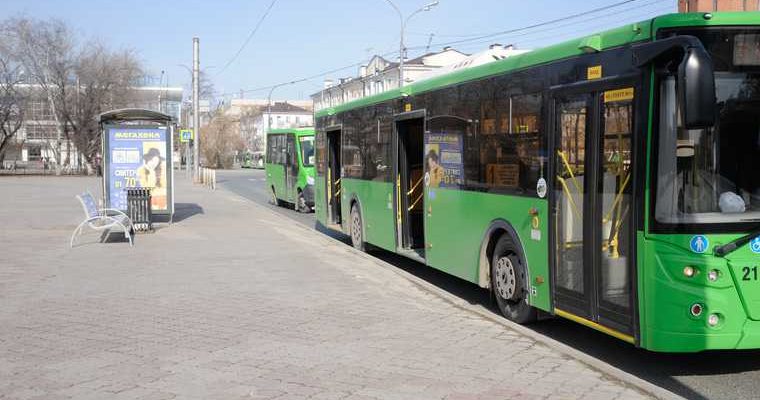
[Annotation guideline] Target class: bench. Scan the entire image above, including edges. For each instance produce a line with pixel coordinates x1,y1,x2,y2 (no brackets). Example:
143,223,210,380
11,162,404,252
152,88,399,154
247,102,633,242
70,192,135,247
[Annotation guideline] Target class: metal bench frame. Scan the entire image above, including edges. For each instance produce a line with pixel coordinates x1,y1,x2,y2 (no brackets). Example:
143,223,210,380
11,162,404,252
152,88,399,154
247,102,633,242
70,191,135,247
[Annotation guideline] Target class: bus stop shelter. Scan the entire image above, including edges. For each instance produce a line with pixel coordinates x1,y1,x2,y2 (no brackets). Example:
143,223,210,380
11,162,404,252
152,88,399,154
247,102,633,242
99,108,175,222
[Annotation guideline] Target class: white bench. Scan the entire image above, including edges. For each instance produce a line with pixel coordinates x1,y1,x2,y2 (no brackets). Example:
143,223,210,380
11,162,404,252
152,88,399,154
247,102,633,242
70,192,135,247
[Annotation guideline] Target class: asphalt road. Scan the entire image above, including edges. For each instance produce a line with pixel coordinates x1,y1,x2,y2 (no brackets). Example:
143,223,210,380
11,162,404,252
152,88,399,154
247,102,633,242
217,168,760,400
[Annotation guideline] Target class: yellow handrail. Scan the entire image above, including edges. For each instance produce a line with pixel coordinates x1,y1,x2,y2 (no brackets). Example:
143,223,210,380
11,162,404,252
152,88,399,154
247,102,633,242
408,193,423,211
407,176,423,196
327,167,332,205
396,174,402,225
602,172,630,224
557,150,581,194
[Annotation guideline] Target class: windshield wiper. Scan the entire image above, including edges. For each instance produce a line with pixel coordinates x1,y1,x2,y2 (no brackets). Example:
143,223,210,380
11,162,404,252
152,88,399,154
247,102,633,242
714,223,760,257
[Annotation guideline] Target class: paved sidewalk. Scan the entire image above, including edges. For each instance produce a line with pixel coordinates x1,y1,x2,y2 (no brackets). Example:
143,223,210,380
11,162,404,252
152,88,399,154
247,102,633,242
0,177,652,400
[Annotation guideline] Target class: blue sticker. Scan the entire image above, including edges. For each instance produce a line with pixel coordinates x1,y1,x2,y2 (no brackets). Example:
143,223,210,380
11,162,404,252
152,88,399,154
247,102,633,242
750,236,760,254
690,235,709,254
429,190,436,200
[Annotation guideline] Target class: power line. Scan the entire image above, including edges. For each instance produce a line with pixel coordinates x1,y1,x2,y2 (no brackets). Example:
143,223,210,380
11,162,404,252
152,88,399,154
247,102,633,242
222,0,667,98
216,0,279,77
406,0,646,51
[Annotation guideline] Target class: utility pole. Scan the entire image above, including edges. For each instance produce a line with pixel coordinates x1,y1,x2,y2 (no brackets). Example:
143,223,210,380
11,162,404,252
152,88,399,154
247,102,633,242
192,37,200,182
383,1,438,88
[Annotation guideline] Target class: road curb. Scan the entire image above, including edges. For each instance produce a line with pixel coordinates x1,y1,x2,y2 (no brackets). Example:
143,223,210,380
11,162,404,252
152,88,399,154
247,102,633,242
220,186,683,400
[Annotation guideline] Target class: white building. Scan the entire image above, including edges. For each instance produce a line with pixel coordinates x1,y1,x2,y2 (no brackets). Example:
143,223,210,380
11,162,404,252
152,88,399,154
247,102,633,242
312,47,469,111
4,84,183,168
238,101,313,152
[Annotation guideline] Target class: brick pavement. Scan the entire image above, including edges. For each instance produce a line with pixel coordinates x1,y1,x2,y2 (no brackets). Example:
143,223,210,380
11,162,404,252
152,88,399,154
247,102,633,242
0,176,653,399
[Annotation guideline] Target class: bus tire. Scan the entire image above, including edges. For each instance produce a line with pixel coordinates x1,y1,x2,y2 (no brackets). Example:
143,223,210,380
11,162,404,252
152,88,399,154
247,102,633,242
491,235,537,324
296,190,309,213
350,203,366,252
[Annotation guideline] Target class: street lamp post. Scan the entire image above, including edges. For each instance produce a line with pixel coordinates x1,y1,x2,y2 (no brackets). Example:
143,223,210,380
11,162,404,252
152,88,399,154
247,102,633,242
382,0,439,87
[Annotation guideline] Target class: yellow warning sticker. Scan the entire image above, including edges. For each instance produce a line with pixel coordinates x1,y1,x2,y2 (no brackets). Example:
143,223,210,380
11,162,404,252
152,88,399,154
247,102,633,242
603,87,635,103
404,103,412,112
587,65,602,80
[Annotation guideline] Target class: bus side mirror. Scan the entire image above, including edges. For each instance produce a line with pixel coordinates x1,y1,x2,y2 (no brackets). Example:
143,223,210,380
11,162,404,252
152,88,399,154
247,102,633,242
677,46,716,129
632,35,717,129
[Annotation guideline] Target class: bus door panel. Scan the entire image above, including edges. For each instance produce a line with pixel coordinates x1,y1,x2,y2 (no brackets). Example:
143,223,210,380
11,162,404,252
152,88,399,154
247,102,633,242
596,87,634,330
393,114,426,255
551,85,635,336
286,134,297,202
326,130,342,225
553,94,594,317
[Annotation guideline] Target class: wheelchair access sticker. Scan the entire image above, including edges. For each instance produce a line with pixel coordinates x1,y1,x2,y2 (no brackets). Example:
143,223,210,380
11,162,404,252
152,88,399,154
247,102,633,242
690,235,709,254
750,237,760,254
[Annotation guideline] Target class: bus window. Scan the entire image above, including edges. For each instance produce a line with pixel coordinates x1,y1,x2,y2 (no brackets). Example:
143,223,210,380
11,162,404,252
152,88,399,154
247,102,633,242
300,136,314,167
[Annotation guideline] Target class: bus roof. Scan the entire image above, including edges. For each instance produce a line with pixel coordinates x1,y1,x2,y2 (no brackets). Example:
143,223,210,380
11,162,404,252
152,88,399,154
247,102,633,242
315,12,759,119
266,127,315,136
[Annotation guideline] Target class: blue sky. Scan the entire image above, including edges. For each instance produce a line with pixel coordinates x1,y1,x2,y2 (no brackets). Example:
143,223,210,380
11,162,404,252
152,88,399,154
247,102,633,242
1,0,676,101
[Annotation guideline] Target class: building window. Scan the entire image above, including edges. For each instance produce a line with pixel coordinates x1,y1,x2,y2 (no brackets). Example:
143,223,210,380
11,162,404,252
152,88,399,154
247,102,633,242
27,145,42,161
25,124,57,140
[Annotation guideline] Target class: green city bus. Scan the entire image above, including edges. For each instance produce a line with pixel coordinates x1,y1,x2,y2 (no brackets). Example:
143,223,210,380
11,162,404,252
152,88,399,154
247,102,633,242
314,12,760,352
265,128,316,212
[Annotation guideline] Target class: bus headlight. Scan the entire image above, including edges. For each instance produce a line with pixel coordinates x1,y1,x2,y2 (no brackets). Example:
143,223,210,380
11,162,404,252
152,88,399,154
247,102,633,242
306,176,315,185
708,313,721,327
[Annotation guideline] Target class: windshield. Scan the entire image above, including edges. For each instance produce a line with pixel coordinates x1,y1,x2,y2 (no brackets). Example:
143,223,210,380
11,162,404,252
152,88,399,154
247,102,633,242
300,136,315,167
656,65,760,227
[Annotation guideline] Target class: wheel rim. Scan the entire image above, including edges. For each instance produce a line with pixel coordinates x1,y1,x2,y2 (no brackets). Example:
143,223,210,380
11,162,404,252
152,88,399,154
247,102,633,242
351,210,361,246
494,256,519,301
298,194,306,211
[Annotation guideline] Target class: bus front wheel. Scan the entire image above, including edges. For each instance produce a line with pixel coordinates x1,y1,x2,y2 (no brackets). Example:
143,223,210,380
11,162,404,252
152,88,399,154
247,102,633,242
350,204,366,252
296,190,310,213
491,235,537,324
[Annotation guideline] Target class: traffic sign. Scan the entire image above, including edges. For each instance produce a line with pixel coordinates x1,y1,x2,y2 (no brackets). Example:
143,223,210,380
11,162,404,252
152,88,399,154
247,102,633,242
180,129,194,143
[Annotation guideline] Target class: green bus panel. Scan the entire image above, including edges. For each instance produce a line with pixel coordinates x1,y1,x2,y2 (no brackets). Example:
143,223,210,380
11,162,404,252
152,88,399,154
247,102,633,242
315,175,327,222
424,189,550,312
338,178,551,312
341,179,397,252
638,232,760,352
265,163,285,200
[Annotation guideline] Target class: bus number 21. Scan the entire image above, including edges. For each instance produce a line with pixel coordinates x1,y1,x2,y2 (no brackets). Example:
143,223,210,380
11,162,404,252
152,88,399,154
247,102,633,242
742,266,758,281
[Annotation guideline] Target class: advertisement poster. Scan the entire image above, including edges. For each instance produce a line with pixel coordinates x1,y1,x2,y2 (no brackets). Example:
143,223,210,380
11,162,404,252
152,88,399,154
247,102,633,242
106,127,169,212
424,132,464,188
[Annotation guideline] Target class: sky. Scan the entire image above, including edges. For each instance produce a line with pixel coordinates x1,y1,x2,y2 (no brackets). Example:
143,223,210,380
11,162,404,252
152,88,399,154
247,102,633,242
1,0,676,102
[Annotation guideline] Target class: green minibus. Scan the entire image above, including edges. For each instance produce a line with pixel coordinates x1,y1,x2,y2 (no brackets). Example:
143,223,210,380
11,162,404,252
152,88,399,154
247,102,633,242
265,128,316,212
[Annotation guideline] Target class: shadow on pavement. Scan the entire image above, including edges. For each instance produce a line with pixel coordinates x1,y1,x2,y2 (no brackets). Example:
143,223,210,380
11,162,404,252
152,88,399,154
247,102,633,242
173,203,204,222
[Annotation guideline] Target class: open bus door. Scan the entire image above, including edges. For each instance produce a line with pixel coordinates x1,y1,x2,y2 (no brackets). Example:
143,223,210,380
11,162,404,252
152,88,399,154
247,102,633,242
326,129,342,226
393,111,426,261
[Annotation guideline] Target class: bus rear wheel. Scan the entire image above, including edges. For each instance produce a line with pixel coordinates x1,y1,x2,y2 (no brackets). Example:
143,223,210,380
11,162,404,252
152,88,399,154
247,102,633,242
491,235,537,324
350,204,366,251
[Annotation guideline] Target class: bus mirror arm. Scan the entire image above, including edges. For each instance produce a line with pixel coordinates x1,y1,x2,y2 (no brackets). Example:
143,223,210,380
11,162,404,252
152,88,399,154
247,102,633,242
632,35,717,129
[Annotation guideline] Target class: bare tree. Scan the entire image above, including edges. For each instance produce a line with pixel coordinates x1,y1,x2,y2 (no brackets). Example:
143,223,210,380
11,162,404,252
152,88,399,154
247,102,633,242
0,56,25,165
69,43,143,166
2,17,146,173
2,17,76,173
201,112,244,169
